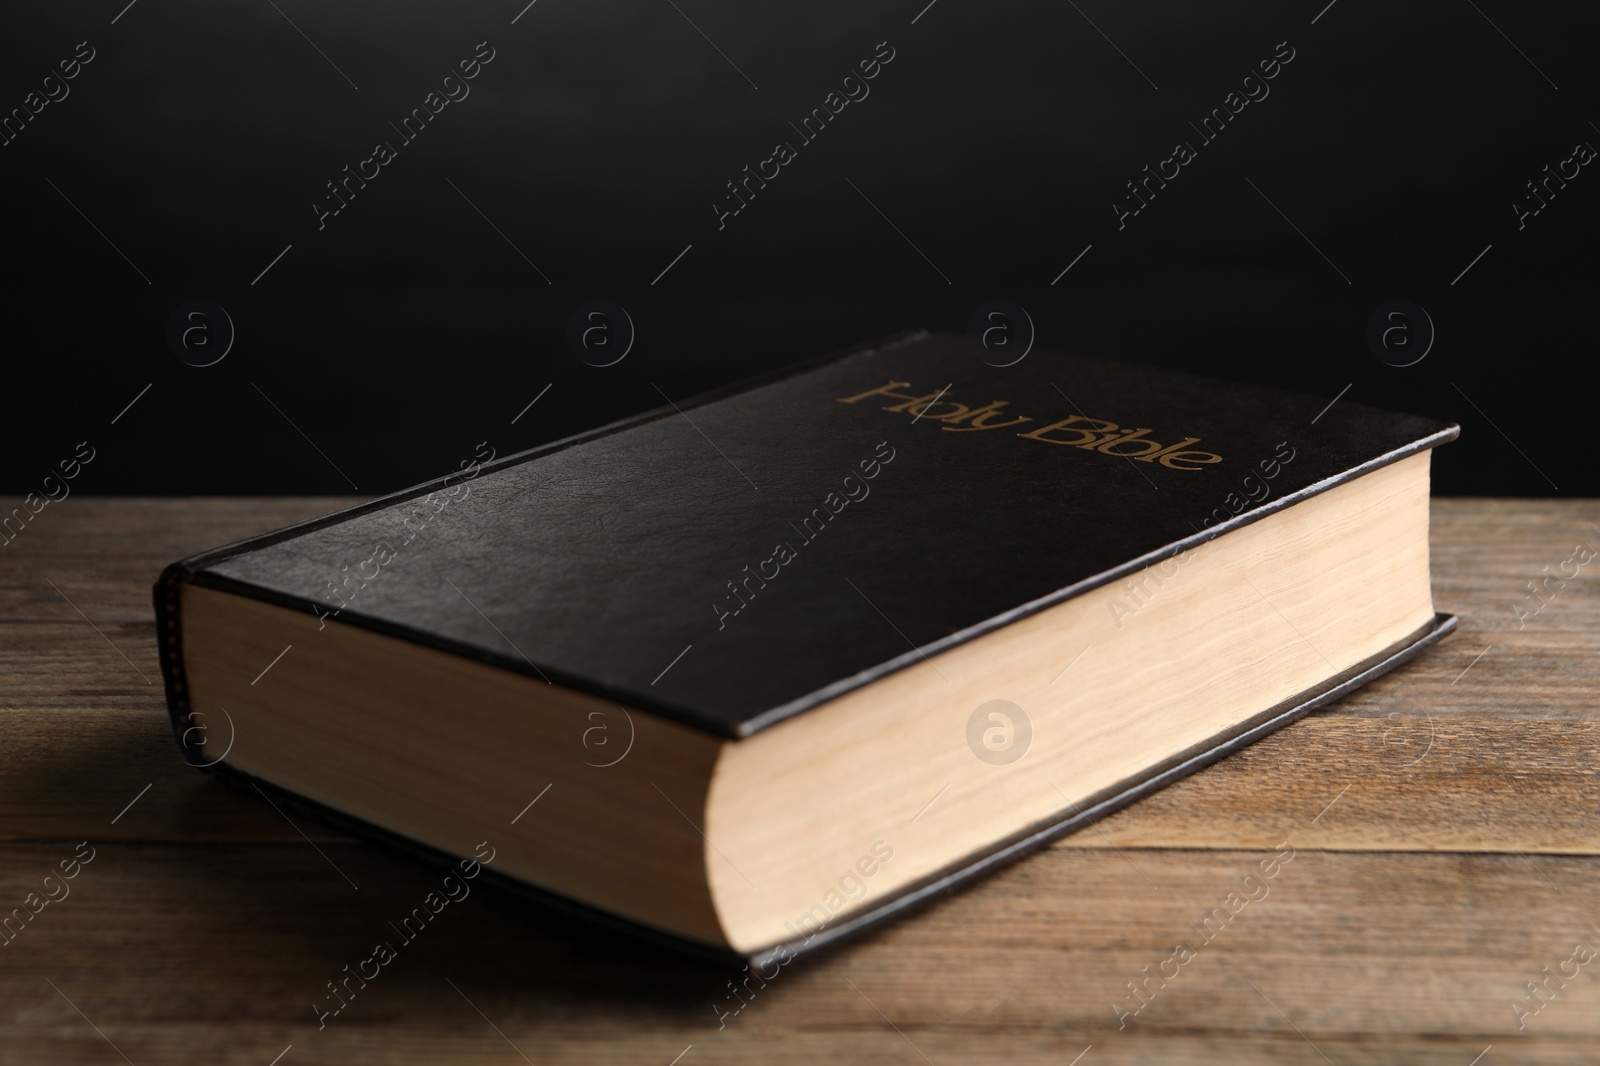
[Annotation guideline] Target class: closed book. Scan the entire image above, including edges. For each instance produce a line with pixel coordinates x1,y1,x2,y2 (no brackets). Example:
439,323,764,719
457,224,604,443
154,330,1458,967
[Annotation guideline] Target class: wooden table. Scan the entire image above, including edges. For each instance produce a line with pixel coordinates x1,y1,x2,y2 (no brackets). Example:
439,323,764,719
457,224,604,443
3,498,1597,1064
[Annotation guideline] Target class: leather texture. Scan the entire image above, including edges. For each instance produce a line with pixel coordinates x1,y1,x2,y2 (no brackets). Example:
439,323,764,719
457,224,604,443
172,331,1457,738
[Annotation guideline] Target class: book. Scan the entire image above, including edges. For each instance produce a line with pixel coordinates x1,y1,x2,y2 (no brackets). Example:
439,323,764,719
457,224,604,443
153,330,1458,967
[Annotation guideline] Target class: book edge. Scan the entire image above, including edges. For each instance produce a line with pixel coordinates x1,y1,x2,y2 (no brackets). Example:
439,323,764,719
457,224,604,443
197,759,747,966
170,611,1455,970
743,610,1458,968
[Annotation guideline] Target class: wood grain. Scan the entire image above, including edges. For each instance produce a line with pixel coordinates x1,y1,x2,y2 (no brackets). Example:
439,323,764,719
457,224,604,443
1,496,1597,1063
0,844,1593,1063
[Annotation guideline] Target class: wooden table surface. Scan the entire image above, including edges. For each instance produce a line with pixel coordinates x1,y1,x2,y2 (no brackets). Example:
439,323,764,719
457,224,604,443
2,497,1597,1065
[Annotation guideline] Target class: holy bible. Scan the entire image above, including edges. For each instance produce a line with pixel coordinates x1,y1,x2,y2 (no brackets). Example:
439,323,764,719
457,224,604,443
154,330,1458,966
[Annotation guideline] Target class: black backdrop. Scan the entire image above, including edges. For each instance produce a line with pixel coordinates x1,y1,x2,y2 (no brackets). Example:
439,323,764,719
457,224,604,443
3,0,1594,496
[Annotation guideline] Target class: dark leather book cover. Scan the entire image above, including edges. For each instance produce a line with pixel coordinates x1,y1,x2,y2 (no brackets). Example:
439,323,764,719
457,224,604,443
159,330,1456,738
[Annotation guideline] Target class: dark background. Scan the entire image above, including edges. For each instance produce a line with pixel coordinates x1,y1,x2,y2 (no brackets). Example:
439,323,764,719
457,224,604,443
2,0,1592,497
